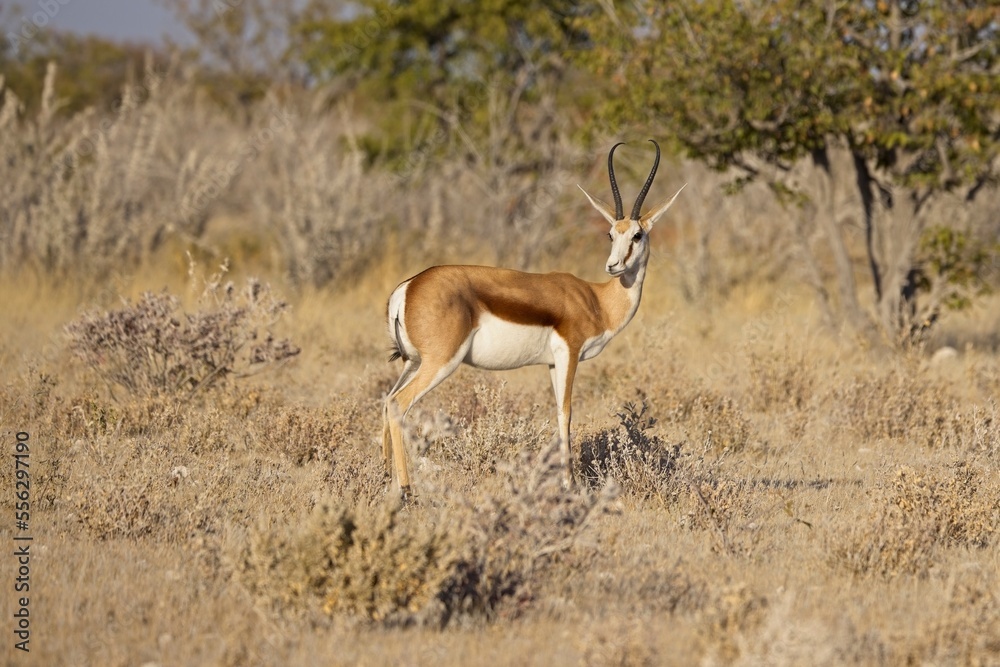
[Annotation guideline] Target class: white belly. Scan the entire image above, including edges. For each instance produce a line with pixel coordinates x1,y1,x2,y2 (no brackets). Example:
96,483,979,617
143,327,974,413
465,312,554,370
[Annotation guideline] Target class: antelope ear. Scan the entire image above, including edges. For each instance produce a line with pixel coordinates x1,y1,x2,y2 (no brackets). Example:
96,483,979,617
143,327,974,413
640,184,686,229
578,184,618,225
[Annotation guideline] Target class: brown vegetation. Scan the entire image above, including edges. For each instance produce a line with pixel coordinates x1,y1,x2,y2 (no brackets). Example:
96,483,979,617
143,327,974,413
3,254,999,664
1,53,999,667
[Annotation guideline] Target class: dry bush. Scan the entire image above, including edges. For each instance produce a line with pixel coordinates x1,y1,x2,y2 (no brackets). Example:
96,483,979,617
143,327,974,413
0,61,601,289
578,618,659,667
708,591,890,667
665,391,751,454
401,406,459,460
239,499,464,625
69,391,252,447
73,476,168,541
65,275,298,399
321,439,391,509
68,387,370,462
466,445,619,616
430,381,551,478
244,91,588,288
834,463,1000,578
579,401,684,501
0,61,405,287
909,567,1000,663
62,404,314,544
0,62,237,277
0,364,73,437
250,399,365,464
66,433,209,542
698,582,770,664
248,103,386,287
827,365,966,447
966,354,1000,399
0,373,72,511
746,348,815,413
959,401,999,459
682,475,773,559
68,449,303,544
236,444,616,627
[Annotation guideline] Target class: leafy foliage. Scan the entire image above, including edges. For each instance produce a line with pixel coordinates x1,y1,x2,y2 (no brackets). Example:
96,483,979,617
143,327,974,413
292,0,595,165
584,1,1000,188
295,0,589,101
915,226,996,311
580,0,1000,343
0,30,163,115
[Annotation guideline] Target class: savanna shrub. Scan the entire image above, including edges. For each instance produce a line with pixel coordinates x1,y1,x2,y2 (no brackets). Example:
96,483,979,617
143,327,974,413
66,277,298,398
835,463,1000,578
237,443,616,626
580,401,683,501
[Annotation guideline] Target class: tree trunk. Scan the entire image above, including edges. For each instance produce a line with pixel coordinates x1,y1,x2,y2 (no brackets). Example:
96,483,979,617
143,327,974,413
851,151,929,343
811,148,877,340
675,175,714,302
874,190,923,340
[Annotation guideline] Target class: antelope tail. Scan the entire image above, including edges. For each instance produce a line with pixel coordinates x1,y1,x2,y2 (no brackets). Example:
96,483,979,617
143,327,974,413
388,316,406,362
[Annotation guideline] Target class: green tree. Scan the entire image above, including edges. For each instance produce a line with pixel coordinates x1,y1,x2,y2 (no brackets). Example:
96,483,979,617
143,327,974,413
294,0,589,108
291,1,600,267
1,29,161,115
584,0,1000,344
292,0,595,160
156,0,301,106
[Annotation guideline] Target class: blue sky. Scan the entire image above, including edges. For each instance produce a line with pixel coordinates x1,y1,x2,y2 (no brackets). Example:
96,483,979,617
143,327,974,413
26,0,193,45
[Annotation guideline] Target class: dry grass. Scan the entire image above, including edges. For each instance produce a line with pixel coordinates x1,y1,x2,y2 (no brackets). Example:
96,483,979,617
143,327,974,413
2,262,999,666
834,461,999,579
1,68,1000,665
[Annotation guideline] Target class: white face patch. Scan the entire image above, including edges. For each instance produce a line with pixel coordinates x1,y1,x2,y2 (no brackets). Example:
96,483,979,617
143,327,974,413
606,220,646,276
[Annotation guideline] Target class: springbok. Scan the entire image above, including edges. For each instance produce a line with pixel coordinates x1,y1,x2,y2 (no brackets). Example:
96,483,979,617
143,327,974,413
383,140,684,499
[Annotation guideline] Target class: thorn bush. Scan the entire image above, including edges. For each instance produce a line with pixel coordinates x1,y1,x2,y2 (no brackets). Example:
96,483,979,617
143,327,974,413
65,277,299,399
579,401,684,501
237,443,617,627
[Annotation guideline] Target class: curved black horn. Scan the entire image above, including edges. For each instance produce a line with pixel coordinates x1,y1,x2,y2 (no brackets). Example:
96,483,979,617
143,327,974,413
631,139,661,220
608,142,626,220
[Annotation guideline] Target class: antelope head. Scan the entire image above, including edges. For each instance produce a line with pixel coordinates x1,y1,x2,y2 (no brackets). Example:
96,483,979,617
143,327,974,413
579,140,685,277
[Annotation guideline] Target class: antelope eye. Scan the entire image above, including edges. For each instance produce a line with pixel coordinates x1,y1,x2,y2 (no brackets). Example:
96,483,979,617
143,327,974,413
608,232,613,242
633,232,644,242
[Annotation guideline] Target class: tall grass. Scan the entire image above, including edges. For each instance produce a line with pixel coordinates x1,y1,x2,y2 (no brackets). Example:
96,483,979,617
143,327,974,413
1,59,834,297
